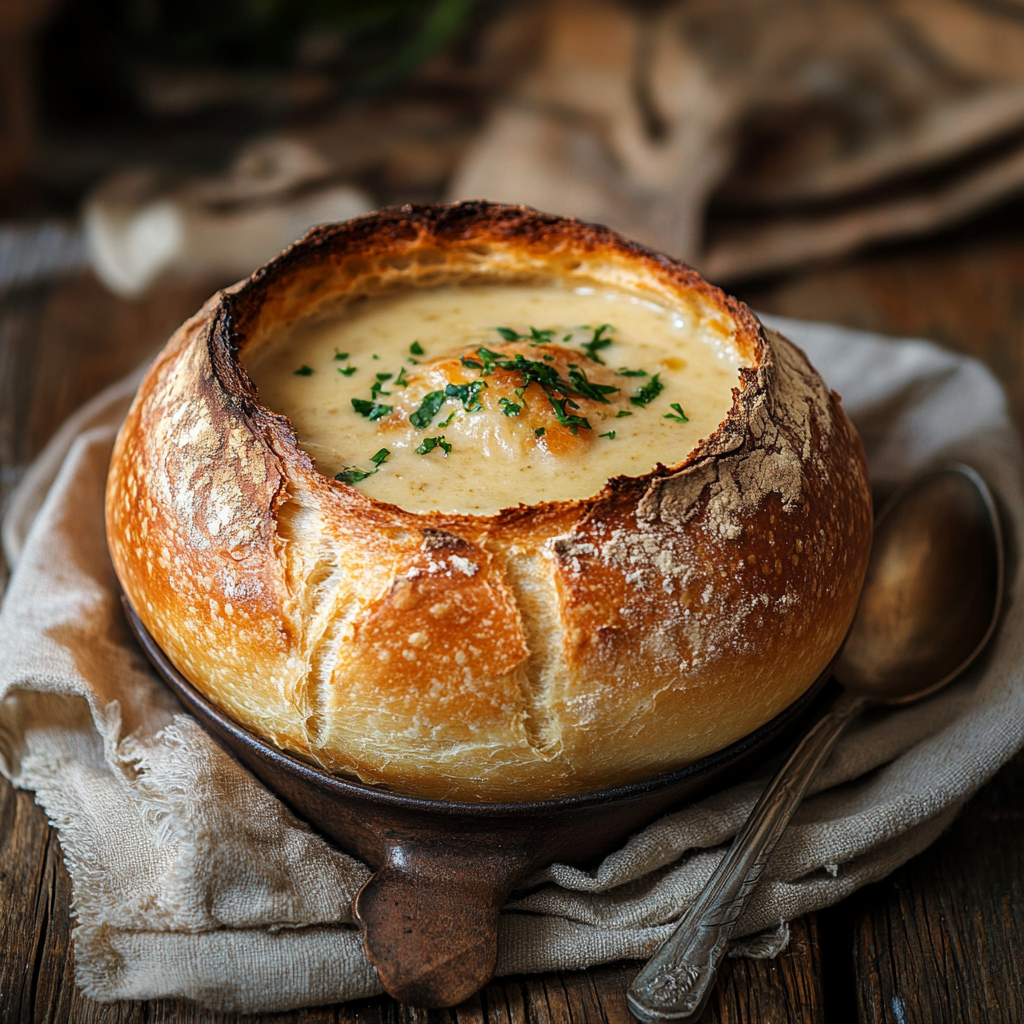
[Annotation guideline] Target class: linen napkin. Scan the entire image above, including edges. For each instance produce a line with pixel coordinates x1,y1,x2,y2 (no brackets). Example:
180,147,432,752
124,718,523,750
1,314,1022,1011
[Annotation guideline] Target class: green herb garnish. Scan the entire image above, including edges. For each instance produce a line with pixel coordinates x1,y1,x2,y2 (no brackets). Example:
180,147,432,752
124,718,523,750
567,365,619,404
409,390,447,429
294,365,314,376
334,447,391,486
580,324,614,364
472,347,501,376
338,366,358,376
333,350,349,361
599,430,616,439
410,341,425,356
499,397,521,416
462,346,613,433
664,403,689,423
334,467,371,484
617,367,648,377
616,409,633,418
438,411,456,428
416,435,451,456
394,367,409,387
630,373,664,407
445,380,487,412
549,397,591,435
372,354,380,360
534,427,546,436
494,325,556,345
351,398,393,420
370,372,394,398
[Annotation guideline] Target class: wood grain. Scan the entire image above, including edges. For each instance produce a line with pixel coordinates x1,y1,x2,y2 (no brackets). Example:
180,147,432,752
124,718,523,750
844,748,1024,1024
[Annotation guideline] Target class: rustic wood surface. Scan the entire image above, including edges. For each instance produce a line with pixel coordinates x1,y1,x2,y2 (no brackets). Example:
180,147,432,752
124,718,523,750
3,221,1024,1022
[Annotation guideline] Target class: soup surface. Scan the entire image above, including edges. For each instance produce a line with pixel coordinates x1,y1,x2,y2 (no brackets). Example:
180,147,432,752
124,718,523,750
244,283,747,514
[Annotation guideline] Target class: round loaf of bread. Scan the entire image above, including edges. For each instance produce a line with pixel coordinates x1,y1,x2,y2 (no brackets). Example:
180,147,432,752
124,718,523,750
106,202,872,801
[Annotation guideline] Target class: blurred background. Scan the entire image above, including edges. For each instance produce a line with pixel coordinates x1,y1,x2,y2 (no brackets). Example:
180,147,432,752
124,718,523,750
5,0,1024,498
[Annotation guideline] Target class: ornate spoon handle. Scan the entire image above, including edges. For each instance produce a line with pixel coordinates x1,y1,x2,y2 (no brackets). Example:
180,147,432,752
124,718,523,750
626,694,868,1023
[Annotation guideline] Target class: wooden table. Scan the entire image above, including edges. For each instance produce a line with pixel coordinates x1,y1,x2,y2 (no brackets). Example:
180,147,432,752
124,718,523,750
3,225,1024,1023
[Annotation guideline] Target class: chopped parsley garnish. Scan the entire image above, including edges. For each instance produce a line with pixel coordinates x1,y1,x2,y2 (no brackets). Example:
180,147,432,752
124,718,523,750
338,366,358,376
458,346,622,434
294,365,314,376
616,409,633,418
567,364,619,404
333,349,349,361
665,403,689,423
473,349,567,393
499,397,521,416
534,427,546,436
334,448,391,485
542,354,554,362
372,354,380,360
495,325,555,345
472,347,501,376
580,324,614,364
549,397,591,435
445,380,487,411
416,435,451,456
617,367,648,377
630,373,664,407
351,398,393,420
599,430,616,439
437,411,456,428
410,341,425,356
460,355,483,372
334,467,371,484
370,372,394,398
394,366,409,387
409,390,447,429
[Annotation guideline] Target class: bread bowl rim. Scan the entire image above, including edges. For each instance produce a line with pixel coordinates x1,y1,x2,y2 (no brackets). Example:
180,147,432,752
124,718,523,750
212,199,771,520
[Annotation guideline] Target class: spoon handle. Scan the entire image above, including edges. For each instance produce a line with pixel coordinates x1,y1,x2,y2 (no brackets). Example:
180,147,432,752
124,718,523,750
627,694,868,1024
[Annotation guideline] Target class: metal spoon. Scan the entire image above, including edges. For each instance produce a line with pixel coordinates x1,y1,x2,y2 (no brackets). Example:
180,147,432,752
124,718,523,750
627,464,1004,1024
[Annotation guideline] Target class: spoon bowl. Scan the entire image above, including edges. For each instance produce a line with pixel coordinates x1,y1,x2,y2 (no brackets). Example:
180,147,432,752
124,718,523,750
836,464,1003,703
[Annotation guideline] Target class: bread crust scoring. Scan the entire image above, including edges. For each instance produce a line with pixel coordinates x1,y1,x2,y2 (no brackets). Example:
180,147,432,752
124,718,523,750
106,202,872,801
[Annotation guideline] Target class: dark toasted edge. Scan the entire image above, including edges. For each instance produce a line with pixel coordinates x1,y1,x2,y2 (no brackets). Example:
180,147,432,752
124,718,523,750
196,201,774,525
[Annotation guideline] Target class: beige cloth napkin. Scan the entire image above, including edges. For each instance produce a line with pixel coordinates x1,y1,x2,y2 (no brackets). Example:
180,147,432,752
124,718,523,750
1,314,1023,1012
450,0,1024,281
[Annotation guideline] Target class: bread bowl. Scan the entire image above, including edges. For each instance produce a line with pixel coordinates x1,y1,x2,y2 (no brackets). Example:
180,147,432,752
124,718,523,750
105,201,872,802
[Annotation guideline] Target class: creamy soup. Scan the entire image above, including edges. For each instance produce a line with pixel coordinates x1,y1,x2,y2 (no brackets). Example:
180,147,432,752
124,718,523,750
244,283,747,515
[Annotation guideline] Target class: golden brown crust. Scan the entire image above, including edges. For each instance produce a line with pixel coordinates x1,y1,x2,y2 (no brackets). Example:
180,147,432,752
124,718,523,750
106,202,872,800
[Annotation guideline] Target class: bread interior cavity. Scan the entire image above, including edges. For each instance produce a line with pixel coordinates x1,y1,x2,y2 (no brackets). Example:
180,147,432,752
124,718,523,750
243,281,746,515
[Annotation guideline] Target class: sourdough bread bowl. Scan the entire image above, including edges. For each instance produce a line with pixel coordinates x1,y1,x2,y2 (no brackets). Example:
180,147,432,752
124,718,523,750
105,202,872,802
